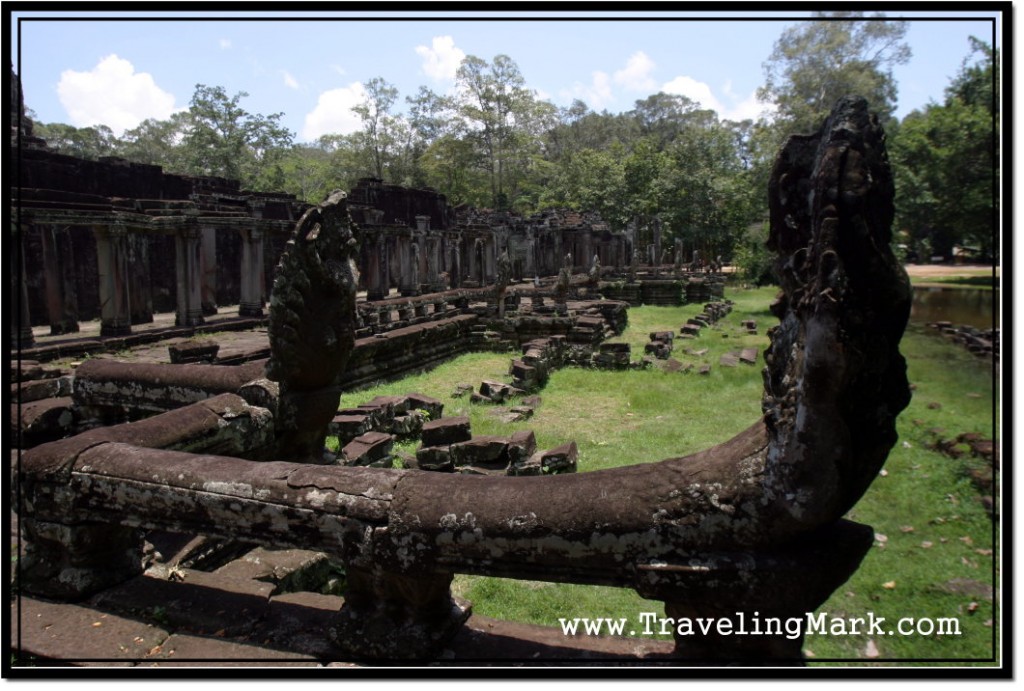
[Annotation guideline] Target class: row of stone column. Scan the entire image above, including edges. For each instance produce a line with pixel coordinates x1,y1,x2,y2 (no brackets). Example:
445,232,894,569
11,220,268,348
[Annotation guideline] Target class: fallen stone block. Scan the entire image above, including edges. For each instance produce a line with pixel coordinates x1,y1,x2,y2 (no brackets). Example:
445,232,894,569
451,383,474,399
536,441,578,474
719,353,740,367
699,364,712,375
12,396,75,448
421,416,471,447
415,445,454,472
450,435,510,470
215,547,334,595
328,414,370,443
169,340,220,364
405,392,444,420
739,348,759,365
390,411,427,437
339,431,394,467
12,375,72,403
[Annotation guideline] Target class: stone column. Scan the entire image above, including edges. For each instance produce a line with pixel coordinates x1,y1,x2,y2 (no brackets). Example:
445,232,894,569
11,224,35,348
397,232,417,297
652,218,662,278
40,224,79,335
366,232,390,301
17,518,148,600
330,565,470,659
127,230,154,325
448,243,461,290
200,224,218,316
425,233,441,292
94,222,133,337
174,221,204,327
238,225,266,317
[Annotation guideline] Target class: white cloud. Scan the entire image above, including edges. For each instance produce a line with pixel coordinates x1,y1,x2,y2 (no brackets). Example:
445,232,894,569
561,71,614,109
661,75,727,114
416,35,465,81
57,54,178,136
219,38,231,50
724,90,777,122
663,75,777,122
281,70,300,90
613,51,657,92
302,81,367,141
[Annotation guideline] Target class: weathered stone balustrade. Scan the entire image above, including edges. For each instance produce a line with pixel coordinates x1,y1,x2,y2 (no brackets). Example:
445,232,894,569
16,418,873,662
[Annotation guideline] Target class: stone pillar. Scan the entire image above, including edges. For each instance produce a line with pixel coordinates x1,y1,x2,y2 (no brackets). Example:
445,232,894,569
524,230,537,278
397,233,417,297
40,224,79,335
448,244,461,290
11,225,35,348
330,565,471,659
94,222,133,337
652,218,662,278
174,221,204,327
425,234,441,292
483,237,496,284
127,230,154,325
238,225,266,317
17,518,148,600
366,232,390,301
200,224,218,316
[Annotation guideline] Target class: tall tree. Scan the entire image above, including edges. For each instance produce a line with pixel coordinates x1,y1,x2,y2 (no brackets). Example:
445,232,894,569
889,38,998,261
182,84,294,189
759,12,911,133
454,54,545,209
31,121,117,160
351,77,406,181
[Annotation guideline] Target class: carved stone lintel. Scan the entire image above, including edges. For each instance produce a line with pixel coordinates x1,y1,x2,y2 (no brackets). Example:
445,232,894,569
330,565,471,659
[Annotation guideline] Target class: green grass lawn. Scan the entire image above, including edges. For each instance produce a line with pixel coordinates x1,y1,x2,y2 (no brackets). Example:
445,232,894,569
336,286,999,664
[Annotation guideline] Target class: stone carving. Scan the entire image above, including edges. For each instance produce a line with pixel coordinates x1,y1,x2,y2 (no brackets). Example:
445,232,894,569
15,97,912,664
495,250,512,318
588,253,601,286
266,189,360,462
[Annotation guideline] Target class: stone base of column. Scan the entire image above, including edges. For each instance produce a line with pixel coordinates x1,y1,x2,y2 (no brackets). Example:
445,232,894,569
49,320,80,336
329,566,471,659
17,519,149,601
99,320,132,338
634,520,874,666
175,311,205,328
239,302,265,318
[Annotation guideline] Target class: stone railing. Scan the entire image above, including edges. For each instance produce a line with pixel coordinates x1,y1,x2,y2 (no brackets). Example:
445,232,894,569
14,98,911,665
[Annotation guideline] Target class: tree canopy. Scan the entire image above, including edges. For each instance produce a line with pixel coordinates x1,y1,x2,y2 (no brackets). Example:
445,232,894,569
24,24,999,272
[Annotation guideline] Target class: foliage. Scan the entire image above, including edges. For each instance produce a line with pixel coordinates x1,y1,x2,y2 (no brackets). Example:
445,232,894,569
733,222,778,285
21,24,997,267
889,38,998,261
31,121,118,160
182,84,294,189
759,11,911,134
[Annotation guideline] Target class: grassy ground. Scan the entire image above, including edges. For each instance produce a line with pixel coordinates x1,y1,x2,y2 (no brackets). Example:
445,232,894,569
335,286,999,664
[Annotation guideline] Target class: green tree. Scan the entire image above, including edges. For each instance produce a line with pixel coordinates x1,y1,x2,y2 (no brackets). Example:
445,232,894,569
454,54,550,209
889,38,998,261
759,12,911,133
182,84,294,190
118,113,190,170
351,77,409,182
31,121,117,160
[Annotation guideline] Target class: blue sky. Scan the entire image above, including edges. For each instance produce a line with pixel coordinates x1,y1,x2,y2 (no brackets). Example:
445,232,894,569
10,9,1001,143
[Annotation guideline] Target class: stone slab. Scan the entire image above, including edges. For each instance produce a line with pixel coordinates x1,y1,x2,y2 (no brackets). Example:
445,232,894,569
89,569,275,637
12,595,169,665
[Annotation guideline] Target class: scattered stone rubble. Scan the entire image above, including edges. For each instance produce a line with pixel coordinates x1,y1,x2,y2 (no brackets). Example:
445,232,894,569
678,301,733,339
409,415,576,476
927,321,998,361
